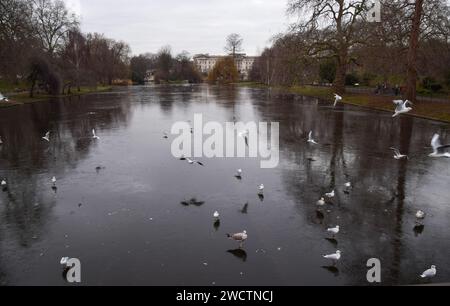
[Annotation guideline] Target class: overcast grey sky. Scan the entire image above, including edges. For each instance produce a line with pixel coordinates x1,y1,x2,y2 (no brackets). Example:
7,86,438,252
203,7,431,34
63,0,291,56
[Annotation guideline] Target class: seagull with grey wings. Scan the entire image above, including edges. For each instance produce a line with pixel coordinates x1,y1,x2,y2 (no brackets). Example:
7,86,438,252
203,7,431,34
0,92,9,102
186,157,205,166
420,265,437,279
307,131,318,145
429,134,450,158
227,230,247,248
42,131,50,142
390,147,408,160
392,100,413,117
333,94,342,107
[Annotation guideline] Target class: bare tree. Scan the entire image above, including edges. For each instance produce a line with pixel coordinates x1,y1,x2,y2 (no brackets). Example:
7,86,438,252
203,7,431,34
0,0,36,81
61,29,87,92
32,0,78,55
405,0,424,102
287,0,373,94
224,33,243,57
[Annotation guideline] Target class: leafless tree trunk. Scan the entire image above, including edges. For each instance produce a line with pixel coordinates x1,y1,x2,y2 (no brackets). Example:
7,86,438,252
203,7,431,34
405,0,424,102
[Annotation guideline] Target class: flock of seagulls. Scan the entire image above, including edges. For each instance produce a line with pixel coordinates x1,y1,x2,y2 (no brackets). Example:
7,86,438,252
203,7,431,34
172,95,446,280
306,94,447,277
333,94,414,118
23,128,102,190
0,89,445,283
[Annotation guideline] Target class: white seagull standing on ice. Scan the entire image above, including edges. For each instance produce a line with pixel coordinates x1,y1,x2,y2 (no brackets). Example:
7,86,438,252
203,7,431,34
238,129,249,138
92,129,100,140
420,265,437,279
390,147,408,160
60,257,69,267
327,225,340,237
317,197,326,206
226,230,248,248
235,169,242,178
416,210,426,220
333,94,342,107
213,211,220,219
429,134,450,158
258,184,264,195
0,136,3,145
325,190,335,198
392,100,413,117
323,250,341,263
1,179,7,187
51,176,57,187
307,131,318,144
42,131,50,142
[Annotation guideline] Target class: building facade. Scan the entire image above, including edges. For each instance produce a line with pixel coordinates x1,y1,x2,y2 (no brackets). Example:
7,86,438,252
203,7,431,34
193,53,257,80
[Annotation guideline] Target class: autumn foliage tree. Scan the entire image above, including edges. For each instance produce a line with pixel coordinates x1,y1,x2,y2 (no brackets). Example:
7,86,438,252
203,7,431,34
207,57,239,84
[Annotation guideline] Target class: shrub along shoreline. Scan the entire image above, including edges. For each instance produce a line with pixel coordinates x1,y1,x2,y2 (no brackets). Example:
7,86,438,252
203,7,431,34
0,86,113,108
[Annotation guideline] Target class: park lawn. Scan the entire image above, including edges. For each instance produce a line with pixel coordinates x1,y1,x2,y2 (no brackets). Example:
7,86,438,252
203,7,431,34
0,86,113,108
247,84,450,123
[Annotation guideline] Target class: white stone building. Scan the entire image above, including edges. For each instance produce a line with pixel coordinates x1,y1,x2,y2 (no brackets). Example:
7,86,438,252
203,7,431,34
193,53,258,80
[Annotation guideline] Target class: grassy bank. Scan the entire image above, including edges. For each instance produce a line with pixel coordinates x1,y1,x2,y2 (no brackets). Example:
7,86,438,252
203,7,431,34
0,86,113,108
241,83,450,123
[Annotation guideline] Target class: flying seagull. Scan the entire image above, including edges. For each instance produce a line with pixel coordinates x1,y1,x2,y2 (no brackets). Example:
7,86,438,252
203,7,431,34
0,92,9,102
420,265,437,279
392,100,413,117
323,250,341,263
429,134,450,158
333,94,342,107
307,131,318,144
390,147,408,160
92,129,100,140
227,230,248,248
327,226,340,238
186,157,204,166
42,131,50,142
